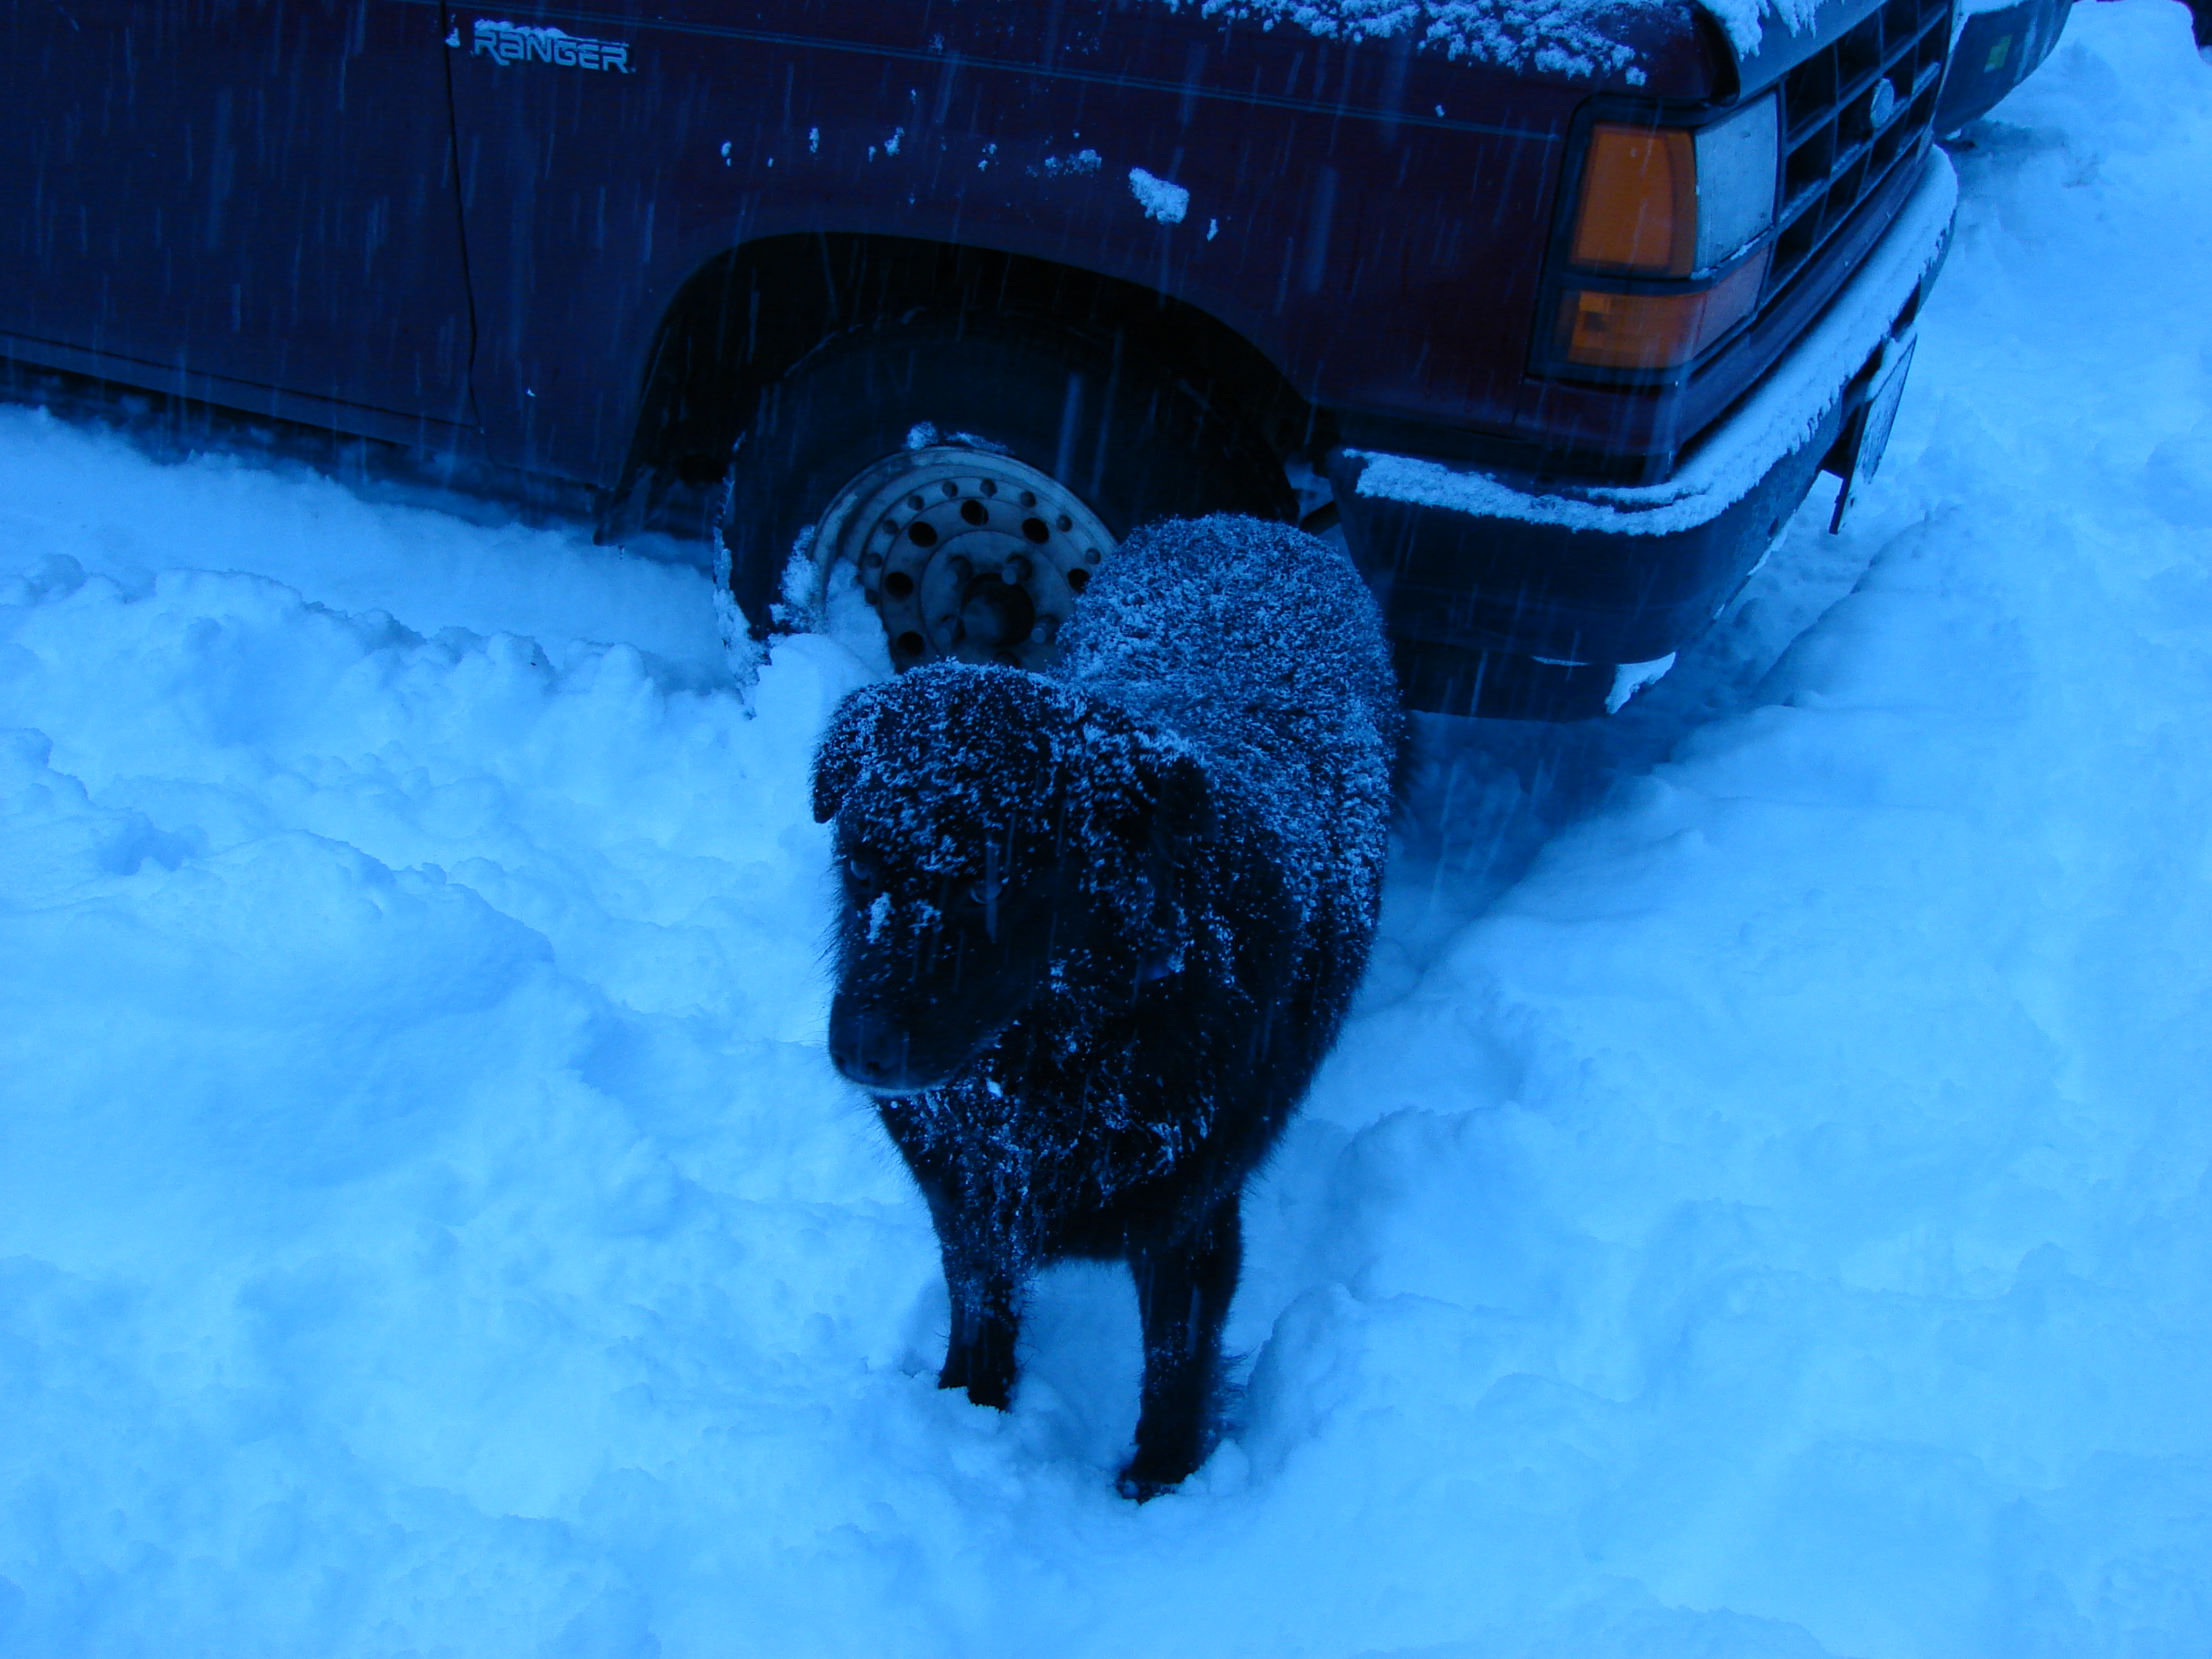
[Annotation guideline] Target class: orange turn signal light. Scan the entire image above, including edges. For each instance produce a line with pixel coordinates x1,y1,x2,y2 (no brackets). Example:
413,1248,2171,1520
1556,253,1769,371
1570,125,1697,276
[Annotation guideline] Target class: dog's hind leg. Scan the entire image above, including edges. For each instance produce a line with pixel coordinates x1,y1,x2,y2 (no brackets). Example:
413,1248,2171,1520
1120,1192,1242,1499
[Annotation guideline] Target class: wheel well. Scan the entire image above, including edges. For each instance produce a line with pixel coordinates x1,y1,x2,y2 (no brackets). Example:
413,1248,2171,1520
610,234,1324,536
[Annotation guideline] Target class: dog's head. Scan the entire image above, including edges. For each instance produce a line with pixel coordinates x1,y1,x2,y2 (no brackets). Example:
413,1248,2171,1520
811,665,1212,1094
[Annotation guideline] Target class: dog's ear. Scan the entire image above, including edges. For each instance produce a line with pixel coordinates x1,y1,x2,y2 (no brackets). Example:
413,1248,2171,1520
811,688,881,824
1072,708,1214,863
1143,746,1216,864
1128,746,1212,983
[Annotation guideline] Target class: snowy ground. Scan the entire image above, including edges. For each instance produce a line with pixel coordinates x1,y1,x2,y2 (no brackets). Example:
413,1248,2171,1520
2,8,2209,1654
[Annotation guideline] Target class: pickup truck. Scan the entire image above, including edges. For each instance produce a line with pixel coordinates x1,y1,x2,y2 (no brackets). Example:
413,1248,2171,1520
0,0,1959,719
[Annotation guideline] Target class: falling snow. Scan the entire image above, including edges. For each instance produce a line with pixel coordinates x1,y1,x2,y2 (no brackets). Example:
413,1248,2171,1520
0,5,2207,1656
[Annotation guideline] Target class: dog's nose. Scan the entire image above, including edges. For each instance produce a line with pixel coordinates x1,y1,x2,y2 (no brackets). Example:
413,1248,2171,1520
829,998,927,1091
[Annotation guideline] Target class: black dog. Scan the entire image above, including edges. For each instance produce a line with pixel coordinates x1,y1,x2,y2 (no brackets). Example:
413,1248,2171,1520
811,515,1397,1496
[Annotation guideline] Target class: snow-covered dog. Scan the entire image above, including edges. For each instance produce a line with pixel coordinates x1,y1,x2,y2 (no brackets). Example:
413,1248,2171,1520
811,515,1398,1496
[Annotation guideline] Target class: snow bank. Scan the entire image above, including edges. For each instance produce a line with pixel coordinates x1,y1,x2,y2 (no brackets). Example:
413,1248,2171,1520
0,6,2209,1654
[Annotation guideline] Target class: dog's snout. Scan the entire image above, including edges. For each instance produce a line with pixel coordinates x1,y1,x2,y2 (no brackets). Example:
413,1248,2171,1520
830,997,940,1093
829,987,1008,1094
829,1000,899,1080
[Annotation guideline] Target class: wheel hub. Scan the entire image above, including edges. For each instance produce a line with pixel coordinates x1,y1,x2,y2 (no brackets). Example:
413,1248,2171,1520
815,445,1115,671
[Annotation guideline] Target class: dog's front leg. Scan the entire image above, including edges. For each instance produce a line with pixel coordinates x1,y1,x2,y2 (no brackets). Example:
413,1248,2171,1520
938,1252,1020,1411
1121,1192,1242,1499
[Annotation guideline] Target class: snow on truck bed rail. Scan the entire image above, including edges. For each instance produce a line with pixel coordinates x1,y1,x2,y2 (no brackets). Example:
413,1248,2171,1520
1161,0,1815,74
0,7,2208,1654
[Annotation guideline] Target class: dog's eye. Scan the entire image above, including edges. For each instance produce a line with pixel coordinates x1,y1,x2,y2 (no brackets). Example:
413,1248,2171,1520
846,854,880,888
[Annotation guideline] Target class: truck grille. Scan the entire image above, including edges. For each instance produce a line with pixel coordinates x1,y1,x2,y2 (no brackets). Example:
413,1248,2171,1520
1769,0,1953,295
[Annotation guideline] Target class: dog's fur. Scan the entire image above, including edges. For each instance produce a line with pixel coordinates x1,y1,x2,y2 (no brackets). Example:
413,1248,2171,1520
811,515,1397,1496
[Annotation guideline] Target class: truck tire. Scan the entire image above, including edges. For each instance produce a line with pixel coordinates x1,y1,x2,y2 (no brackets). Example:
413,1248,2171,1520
720,312,1295,670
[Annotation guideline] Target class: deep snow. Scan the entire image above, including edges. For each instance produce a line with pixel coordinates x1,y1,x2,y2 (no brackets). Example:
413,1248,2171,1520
2,6,2210,1654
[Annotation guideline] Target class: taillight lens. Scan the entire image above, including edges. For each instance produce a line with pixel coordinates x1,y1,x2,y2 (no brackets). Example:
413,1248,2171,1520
1548,95,1780,375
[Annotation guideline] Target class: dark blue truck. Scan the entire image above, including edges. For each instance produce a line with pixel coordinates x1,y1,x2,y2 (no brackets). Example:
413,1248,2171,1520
2,0,1985,716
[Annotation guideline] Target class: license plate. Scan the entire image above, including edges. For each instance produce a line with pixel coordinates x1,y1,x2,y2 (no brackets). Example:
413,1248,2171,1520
1829,335,1917,531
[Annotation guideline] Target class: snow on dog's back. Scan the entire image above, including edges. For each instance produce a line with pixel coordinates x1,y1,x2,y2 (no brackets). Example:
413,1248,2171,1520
1060,514,1400,939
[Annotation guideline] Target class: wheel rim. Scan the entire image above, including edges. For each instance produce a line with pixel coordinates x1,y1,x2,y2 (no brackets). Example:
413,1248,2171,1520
814,445,1115,671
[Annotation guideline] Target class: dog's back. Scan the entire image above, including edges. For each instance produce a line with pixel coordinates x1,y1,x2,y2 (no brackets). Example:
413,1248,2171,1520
1058,515,1399,940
